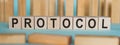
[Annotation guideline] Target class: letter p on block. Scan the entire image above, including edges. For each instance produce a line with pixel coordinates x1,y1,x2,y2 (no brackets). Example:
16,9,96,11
9,17,21,29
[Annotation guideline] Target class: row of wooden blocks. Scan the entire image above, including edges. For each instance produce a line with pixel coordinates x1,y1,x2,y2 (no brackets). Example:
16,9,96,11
9,16,110,30
0,0,120,24
0,34,119,45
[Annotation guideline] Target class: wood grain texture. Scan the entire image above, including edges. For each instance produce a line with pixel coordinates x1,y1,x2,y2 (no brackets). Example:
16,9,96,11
31,0,41,16
5,0,14,22
112,0,120,23
31,0,48,16
66,0,74,16
58,0,64,16
89,0,98,16
28,34,71,45
77,0,89,16
18,0,26,16
48,0,56,16
0,34,26,44
104,0,112,17
75,35,119,45
0,0,5,22
99,0,104,16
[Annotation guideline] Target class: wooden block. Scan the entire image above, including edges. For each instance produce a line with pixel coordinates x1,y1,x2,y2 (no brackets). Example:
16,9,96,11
61,17,73,29
9,17,21,29
86,17,98,30
31,0,48,16
48,0,56,16
48,17,60,29
35,17,47,29
31,0,41,16
0,34,25,44
75,35,119,45
5,0,14,22
77,0,89,16
99,0,104,16
65,0,74,16
104,0,112,17
73,17,85,30
40,0,48,16
89,0,98,16
18,0,26,16
112,0,120,23
28,34,71,45
58,0,64,16
0,0,5,22
22,17,34,29
99,17,111,30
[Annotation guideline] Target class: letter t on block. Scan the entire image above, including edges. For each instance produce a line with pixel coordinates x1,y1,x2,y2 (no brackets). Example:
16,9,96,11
48,17,60,29
9,17,21,29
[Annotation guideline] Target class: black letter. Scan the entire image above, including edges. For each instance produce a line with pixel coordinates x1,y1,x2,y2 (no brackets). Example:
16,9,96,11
63,18,70,28
88,19,96,28
25,18,31,28
37,18,45,28
76,19,83,28
12,18,18,28
102,19,108,28
50,18,57,28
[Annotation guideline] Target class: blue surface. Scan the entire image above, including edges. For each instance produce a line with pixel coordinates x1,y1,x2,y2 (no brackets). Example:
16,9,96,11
14,0,18,16
0,22,120,36
0,22,120,45
26,0,31,16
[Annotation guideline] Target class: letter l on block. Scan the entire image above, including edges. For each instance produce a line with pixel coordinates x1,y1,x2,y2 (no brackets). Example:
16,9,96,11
99,17,111,30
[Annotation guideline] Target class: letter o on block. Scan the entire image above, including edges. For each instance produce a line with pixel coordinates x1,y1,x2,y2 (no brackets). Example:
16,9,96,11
61,17,73,29
86,17,98,30
35,17,47,29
